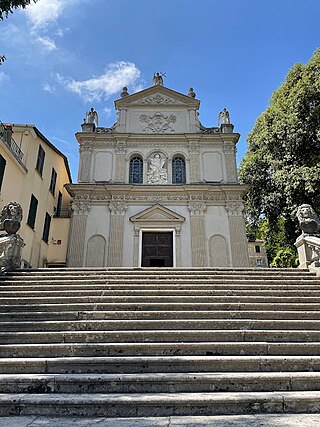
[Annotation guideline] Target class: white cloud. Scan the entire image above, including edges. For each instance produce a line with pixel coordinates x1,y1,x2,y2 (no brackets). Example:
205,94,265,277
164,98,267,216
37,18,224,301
57,62,141,102
43,82,56,93
25,0,67,29
0,71,10,84
37,36,57,51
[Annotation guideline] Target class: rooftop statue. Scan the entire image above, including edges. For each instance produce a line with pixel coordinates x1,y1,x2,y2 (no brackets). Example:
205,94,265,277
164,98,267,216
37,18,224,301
121,87,129,98
153,72,164,86
188,88,196,98
86,107,99,126
218,108,230,126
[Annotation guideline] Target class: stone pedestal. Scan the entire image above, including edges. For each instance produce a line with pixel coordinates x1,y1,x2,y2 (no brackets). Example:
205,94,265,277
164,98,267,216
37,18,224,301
81,122,95,133
221,124,234,133
295,234,320,270
0,234,25,271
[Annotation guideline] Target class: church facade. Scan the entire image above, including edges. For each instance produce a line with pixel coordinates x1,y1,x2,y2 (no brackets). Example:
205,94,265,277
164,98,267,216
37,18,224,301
66,79,249,268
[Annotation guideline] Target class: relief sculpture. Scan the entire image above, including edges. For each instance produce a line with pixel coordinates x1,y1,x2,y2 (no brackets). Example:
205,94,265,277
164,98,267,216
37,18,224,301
139,112,176,133
147,153,168,184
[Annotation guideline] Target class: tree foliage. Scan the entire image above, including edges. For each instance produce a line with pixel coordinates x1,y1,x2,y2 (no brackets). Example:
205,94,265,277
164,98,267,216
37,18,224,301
0,1,36,20
239,50,320,265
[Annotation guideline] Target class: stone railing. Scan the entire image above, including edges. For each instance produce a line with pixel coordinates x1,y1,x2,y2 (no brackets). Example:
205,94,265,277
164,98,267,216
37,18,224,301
295,234,320,271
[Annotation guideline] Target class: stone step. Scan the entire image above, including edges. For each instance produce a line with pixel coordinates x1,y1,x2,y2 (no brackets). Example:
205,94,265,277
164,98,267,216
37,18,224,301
6,267,312,274
2,310,320,322
2,318,320,332
2,302,320,312
4,414,320,427
2,283,320,292
4,288,320,297
1,391,320,417
2,330,320,345
2,356,320,374
3,342,320,358
4,295,320,305
2,371,320,394
2,278,319,286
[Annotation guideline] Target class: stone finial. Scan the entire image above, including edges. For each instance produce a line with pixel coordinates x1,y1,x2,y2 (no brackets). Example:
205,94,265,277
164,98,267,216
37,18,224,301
218,108,230,126
121,87,129,98
188,88,196,98
296,204,320,236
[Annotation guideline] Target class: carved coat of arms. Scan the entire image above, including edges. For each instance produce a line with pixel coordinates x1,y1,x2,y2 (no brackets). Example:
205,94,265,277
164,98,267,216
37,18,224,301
139,112,177,133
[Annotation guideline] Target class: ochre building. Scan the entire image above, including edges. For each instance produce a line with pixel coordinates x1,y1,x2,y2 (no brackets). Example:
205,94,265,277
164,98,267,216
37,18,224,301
66,81,249,268
0,123,72,268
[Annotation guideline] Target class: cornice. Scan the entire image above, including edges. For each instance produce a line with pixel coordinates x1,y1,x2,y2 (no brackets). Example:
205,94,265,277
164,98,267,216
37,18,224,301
75,132,240,148
65,183,249,204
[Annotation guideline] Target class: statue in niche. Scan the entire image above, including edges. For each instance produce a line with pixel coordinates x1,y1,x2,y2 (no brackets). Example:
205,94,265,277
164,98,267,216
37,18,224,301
153,72,164,86
86,107,99,126
218,108,230,126
296,204,320,236
147,153,168,184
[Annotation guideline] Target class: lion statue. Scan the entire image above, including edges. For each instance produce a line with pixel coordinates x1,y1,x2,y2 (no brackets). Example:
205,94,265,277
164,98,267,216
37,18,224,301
0,202,23,234
296,204,320,236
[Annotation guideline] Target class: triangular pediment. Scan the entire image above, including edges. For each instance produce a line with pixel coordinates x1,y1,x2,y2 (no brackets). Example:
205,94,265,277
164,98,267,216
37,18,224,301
130,204,185,224
115,85,200,109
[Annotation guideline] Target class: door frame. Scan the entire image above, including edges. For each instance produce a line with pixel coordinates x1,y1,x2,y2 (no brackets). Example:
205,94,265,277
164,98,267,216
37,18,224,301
139,228,176,267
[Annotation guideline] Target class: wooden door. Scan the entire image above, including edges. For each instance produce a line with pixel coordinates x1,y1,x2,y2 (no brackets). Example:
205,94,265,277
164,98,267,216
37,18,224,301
141,232,173,267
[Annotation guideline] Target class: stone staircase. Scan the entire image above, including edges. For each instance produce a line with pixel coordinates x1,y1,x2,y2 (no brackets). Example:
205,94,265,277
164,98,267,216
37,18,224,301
1,267,320,417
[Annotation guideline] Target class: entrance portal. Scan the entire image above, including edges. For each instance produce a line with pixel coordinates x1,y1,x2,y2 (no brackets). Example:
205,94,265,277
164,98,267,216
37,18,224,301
141,232,173,267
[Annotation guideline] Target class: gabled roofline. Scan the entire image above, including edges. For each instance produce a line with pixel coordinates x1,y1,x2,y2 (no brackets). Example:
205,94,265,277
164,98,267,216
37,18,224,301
11,124,72,183
114,85,200,109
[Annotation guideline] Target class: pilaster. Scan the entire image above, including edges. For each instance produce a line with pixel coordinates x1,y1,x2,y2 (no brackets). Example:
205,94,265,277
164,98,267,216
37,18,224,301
108,202,128,266
225,202,249,266
188,142,200,182
223,142,238,183
114,141,127,182
78,145,93,182
67,201,91,267
188,202,207,266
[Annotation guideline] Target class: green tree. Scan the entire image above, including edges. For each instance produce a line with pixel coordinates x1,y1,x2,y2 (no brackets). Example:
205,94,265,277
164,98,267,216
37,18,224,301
239,49,320,265
0,1,37,64
0,1,36,20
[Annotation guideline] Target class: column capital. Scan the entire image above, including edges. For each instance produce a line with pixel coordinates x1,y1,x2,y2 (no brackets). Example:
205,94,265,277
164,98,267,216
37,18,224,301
71,201,91,216
225,202,244,217
115,142,127,154
79,145,93,154
109,202,128,216
188,202,207,216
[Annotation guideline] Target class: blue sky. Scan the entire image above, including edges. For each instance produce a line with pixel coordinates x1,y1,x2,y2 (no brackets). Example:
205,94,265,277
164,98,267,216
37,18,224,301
0,0,319,181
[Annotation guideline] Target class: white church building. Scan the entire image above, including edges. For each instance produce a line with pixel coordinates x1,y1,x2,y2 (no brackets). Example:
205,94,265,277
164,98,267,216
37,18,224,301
66,77,249,268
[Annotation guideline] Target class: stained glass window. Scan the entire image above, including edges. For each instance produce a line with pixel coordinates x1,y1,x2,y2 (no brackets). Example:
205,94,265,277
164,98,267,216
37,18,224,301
172,157,186,184
129,156,143,183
